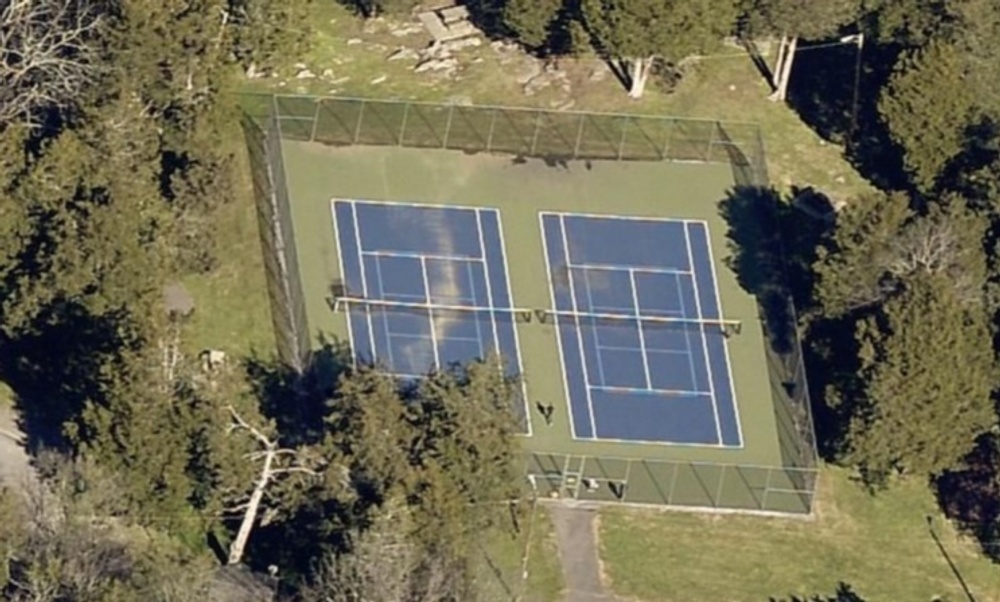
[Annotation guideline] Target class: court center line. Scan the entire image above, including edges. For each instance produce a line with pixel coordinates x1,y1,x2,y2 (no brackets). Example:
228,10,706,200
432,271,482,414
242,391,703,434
419,256,441,371
475,210,503,364
684,222,723,446
560,216,599,438
351,201,380,367
579,268,612,390
372,254,400,371
629,268,653,390
701,222,744,447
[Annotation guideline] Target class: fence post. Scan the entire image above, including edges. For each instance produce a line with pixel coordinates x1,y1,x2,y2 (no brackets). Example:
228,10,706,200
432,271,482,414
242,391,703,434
617,116,629,160
706,121,718,161
573,114,586,159
761,468,774,511
309,98,322,142
442,103,455,149
486,108,498,153
529,110,543,155
661,119,674,160
666,461,680,505
352,99,366,145
398,102,410,146
715,465,727,508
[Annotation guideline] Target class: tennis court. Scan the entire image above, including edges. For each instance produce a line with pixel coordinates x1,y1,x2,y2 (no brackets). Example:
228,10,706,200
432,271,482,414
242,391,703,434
541,212,742,447
332,199,524,378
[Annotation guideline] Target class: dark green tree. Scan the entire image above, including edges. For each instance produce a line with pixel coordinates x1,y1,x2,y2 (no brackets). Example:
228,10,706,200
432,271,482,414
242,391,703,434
581,0,739,98
503,0,565,52
878,40,981,192
846,272,996,483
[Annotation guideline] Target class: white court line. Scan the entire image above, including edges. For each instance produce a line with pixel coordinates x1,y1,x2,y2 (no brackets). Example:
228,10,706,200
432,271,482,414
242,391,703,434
565,261,691,276
589,384,710,397
540,209,702,225
344,197,497,215
362,249,485,263
329,200,358,369
701,222,745,447
494,211,533,437
372,253,397,370
561,216,599,437
672,273,700,391
685,222,723,446
350,201,380,366
539,212,576,440
578,269,612,388
628,269,653,390
419,256,441,371
476,210,503,371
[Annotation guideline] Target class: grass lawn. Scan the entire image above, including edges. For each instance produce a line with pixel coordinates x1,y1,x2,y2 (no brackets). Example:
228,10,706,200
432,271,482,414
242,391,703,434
478,503,565,602
600,466,1000,601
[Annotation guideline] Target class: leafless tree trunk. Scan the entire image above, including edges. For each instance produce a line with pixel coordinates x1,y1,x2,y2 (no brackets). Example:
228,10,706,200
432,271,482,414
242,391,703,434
0,0,103,128
769,34,798,102
626,56,655,99
224,406,322,565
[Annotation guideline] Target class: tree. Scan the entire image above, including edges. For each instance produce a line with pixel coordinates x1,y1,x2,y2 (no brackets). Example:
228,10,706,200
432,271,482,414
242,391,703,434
503,0,565,52
0,0,104,129
742,0,862,101
813,193,986,317
845,272,996,483
878,40,981,192
581,0,739,98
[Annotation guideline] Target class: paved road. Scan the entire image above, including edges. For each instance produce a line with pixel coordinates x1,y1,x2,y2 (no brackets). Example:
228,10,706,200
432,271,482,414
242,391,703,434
550,505,621,602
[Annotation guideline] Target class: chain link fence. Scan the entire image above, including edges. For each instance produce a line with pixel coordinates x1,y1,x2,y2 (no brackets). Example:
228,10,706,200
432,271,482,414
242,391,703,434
241,93,816,513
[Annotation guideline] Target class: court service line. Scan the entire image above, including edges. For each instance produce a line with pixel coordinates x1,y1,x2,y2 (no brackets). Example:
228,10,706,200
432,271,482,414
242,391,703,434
560,215,599,438
589,384,710,397
538,213,577,440
539,209,706,225
419,257,442,370
564,261,691,277
701,223,745,447
329,200,359,369
343,196,496,216
494,210,533,436
685,223,724,446
361,249,486,263
628,269,653,390
350,201,380,366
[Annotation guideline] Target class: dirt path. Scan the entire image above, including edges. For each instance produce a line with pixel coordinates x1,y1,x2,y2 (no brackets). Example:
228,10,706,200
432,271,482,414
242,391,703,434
549,505,621,602
0,406,37,496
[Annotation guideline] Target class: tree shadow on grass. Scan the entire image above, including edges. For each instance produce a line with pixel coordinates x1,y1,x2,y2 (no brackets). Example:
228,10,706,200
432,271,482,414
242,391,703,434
934,434,1000,562
770,582,868,601
786,38,910,192
0,303,134,455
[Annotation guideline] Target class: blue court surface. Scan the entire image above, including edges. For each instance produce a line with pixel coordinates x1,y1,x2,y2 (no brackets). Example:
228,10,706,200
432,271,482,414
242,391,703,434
332,199,527,414
541,212,742,446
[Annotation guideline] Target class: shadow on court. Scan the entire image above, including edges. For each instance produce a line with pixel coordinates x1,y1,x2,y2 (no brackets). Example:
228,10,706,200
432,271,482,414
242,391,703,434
769,581,868,602
718,186,864,461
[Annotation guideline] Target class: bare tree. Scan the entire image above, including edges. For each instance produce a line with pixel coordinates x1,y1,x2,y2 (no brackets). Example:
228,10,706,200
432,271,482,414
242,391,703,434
0,0,103,128
302,501,466,602
224,405,327,566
